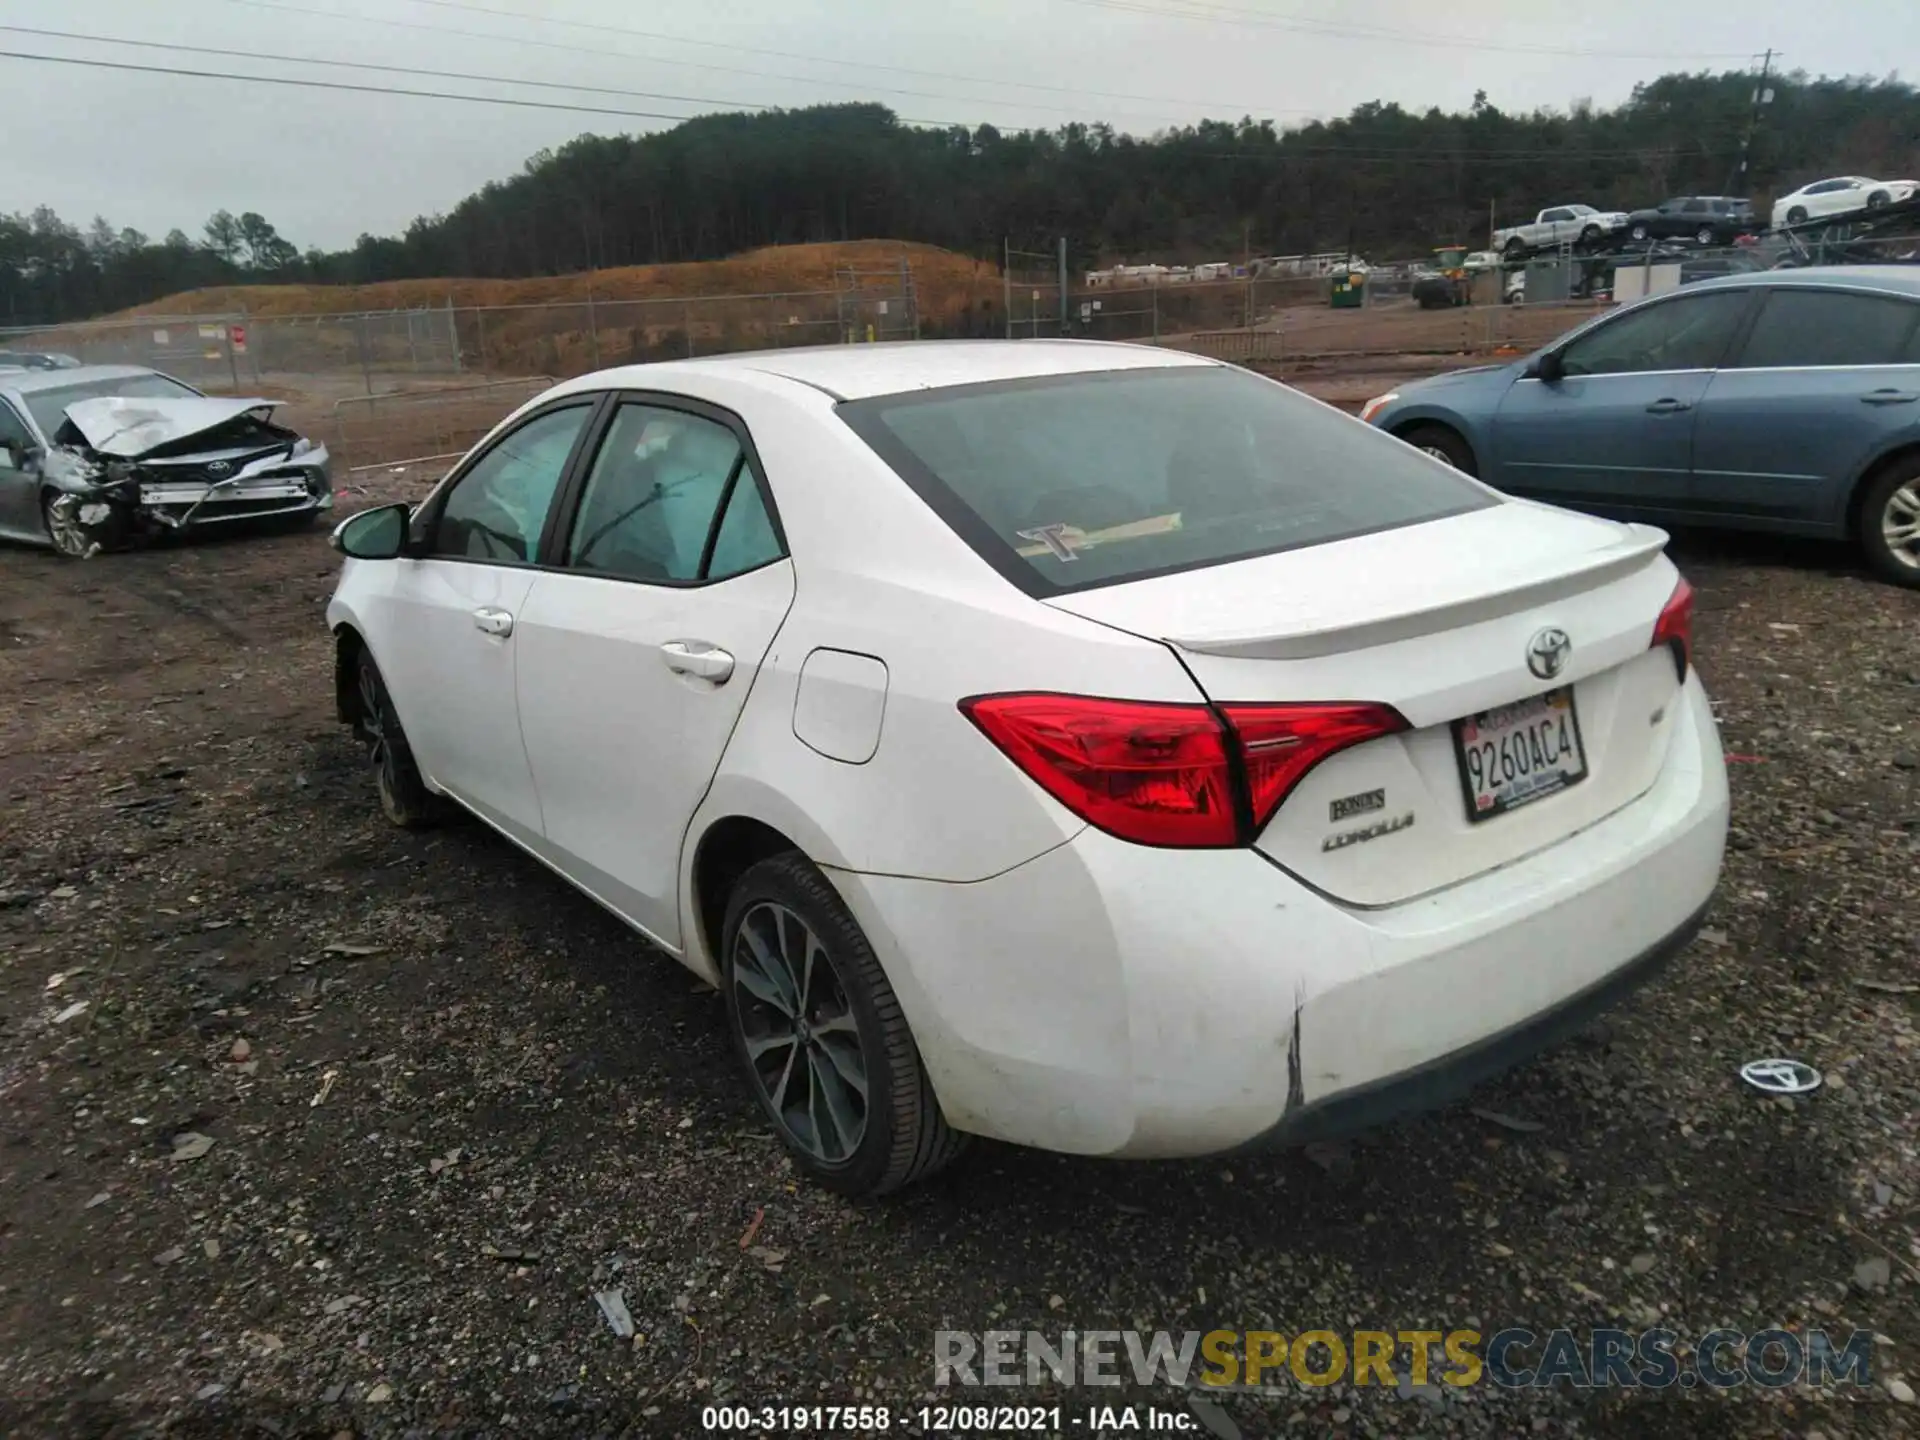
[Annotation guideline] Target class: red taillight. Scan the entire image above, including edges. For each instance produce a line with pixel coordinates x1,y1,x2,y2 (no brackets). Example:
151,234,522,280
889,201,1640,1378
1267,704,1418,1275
960,693,1407,848
1651,576,1694,681
1223,701,1411,831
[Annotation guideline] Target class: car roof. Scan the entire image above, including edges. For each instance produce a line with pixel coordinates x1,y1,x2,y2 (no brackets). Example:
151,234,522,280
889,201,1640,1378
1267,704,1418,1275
561,340,1216,402
1681,265,1920,298
0,363,166,394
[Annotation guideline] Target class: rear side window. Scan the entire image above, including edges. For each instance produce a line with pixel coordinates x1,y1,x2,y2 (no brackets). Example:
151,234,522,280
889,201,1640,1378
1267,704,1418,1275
837,366,1494,596
1733,289,1920,369
562,402,780,583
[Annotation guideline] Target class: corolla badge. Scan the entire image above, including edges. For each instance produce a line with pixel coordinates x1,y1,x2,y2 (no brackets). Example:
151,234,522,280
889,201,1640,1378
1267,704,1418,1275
1526,627,1572,681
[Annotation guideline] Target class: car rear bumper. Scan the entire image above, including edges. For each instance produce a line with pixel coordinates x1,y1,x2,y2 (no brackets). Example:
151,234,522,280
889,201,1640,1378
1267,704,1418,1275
833,671,1728,1158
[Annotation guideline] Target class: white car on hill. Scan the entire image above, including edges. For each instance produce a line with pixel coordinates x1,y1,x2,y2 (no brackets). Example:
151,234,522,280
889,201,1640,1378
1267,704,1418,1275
1771,175,1918,229
324,341,1729,1195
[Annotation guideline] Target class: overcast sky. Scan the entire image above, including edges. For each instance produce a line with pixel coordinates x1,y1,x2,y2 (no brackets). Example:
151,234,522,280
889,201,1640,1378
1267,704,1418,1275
5,0,1915,252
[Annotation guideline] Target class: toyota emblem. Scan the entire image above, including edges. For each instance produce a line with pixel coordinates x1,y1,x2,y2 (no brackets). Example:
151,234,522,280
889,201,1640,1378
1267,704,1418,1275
1525,627,1571,681
1739,1058,1822,1095
205,460,234,479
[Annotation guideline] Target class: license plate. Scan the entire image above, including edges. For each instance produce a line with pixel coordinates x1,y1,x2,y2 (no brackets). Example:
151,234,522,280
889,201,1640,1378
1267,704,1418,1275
1453,688,1588,822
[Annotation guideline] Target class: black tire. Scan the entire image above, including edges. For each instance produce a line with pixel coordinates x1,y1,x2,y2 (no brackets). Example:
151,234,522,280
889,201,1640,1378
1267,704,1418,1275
1503,237,1527,260
1695,226,1716,246
352,648,441,828
1580,224,1603,244
1857,457,1920,588
1397,423,1478,477
721,851,966,1196
1787,205,1808,225
1868,190,1891,209
1629,223,1650,242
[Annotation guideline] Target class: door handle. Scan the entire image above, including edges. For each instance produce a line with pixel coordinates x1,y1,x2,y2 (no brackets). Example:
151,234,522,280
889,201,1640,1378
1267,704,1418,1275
1645,398,1693,415
660,640,735,685
1861,388,1920,406
472,606,514,638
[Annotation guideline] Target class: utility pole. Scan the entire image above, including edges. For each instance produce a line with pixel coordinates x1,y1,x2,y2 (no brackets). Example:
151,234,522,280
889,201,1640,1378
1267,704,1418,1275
1058,236,1069,336
1726,49,1776,197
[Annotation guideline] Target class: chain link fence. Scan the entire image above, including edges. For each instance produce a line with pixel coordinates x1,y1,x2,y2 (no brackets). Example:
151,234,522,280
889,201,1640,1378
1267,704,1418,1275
0,314,248,389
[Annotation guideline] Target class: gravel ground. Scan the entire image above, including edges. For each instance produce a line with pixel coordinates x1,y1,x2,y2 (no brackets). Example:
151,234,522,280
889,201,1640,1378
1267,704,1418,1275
0,489,1916,1439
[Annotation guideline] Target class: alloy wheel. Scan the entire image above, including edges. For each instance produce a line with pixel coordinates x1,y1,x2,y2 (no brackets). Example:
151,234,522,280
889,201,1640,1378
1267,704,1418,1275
43,495,92,558
1882,479,1920,571
1421,444,1458,468
730,901,869,1165
357,660,406,820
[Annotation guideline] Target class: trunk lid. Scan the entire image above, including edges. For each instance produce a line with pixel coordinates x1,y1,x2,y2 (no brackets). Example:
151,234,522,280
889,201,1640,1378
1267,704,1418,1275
1045,503,1686,906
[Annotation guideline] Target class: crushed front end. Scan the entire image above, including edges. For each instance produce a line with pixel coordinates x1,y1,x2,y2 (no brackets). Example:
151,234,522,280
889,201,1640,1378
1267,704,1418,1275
44,397,332,557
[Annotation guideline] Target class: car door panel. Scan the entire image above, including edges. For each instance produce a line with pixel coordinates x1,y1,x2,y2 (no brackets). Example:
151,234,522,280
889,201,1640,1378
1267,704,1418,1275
511,397,795,951
513,562,796,946
1490,287,1753,512
0,400,41,538
380,563,547,841
361,399,599,843
1492,372,1710,510
1690,288,1920,526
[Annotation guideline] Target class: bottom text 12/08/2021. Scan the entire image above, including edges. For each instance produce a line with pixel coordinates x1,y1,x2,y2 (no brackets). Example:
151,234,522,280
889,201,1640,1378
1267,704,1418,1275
700,1403,1202,1431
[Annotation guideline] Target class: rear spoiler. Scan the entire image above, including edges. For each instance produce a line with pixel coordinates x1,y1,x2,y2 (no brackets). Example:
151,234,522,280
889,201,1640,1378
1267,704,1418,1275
1171,525,1671,660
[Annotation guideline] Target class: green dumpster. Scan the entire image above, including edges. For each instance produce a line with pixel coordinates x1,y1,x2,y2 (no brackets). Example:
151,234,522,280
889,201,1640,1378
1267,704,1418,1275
1330,272,1365,309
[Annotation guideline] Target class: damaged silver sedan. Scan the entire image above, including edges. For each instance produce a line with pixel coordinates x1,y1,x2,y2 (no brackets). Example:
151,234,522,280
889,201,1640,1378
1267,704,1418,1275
0,364,331,558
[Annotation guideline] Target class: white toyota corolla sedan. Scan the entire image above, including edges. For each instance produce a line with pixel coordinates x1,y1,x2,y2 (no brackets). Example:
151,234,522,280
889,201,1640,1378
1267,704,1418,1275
325,341,1729,1195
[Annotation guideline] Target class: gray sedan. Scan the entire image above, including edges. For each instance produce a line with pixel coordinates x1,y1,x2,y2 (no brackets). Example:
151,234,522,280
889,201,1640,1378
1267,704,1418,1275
1362,267,1920,587
0,365,332,557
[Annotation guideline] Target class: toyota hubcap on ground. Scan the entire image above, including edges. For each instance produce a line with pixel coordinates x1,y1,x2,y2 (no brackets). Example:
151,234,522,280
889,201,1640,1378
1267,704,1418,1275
731,901,868,1163
1884,480,1920,570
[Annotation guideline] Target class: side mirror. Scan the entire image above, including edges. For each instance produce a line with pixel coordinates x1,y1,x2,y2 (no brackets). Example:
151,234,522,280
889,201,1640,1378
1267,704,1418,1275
3,439,38,471
1527,350,1566,384
330,503,411,560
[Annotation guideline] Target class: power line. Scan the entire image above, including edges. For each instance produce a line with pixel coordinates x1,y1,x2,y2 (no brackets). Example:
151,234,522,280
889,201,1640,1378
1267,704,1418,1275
1056,0,1756,61
209,0,1316,118
0,46,1722,164
0,48,729,123
0,23,859,117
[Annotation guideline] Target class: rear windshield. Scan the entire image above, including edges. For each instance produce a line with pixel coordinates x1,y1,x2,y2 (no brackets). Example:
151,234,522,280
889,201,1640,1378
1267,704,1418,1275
837,365,1494,595
21,373,200,437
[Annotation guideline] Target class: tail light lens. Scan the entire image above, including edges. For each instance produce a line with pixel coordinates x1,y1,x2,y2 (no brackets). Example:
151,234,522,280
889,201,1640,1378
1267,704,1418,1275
1223,702,1411,832
1650,575,1694,681
960,693,1407,848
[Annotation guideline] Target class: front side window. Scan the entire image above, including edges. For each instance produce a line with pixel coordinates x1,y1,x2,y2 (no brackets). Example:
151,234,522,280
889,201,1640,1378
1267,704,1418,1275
1557,290,1751,377
1733,290,1920,369
1542,209,1572,223
839,365,1494,596
431,403,592,563
562,402,778,583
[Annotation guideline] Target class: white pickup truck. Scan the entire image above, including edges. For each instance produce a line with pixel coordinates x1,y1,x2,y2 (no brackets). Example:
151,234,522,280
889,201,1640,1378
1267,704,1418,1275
1494,204,1630,256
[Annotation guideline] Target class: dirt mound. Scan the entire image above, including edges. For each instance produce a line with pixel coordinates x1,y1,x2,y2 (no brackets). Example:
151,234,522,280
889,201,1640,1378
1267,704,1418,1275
111,240,1003,323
